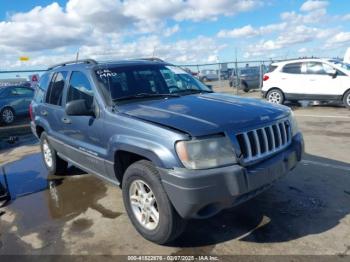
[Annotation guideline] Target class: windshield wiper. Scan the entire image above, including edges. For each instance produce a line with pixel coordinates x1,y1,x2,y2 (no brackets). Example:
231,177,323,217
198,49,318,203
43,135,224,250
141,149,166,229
173,89,213,95
113,93,180,102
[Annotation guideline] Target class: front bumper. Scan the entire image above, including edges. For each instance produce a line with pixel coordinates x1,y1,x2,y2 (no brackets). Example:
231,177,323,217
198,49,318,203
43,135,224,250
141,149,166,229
159,133,304,219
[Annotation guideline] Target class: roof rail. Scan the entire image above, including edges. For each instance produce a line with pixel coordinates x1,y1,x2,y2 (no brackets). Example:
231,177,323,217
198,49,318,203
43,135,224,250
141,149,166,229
137,57,165,62
47,59,98,70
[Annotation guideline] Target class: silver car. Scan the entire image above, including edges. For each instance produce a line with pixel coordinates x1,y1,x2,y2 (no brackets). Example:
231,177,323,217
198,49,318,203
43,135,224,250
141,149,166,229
198,69,219,82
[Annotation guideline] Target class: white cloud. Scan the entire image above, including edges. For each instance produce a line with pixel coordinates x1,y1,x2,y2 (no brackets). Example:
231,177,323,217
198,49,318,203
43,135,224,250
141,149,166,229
217,25,257,38
300,0,328,12
175,0,262,21
217,23,287,38
0,0,262,55
342,14,350,21
324,32,350,48
0,3,89,51
163,24,180,37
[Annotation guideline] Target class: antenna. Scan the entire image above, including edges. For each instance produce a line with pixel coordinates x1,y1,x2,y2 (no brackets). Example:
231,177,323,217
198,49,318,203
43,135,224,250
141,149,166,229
76,48,80,62
152,46,156,58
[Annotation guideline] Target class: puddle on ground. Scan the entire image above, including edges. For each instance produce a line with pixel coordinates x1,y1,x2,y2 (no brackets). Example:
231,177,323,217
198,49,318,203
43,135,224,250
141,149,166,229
0,153,121,230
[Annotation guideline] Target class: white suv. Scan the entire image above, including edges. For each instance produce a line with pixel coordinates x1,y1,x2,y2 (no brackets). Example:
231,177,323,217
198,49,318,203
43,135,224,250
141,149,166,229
262,58,350,108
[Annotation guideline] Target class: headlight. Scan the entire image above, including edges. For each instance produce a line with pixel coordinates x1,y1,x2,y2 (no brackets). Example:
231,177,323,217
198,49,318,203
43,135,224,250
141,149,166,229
175,136,237,169
288,110,299,136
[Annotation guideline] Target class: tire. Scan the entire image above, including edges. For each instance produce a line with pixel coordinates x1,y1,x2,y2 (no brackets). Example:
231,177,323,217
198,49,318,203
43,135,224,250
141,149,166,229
241,82,249,93
40,132,68,176
122,160,186,244
266,89,285,104
202,77,208,82
343,90,350,109
1,107,15,125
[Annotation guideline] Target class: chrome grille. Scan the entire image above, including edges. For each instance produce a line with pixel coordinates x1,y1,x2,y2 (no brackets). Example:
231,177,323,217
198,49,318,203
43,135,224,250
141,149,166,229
236,119,291,163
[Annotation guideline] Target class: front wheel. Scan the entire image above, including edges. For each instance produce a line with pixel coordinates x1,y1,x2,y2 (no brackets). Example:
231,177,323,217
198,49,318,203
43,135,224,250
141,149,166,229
343,90,350,109
40,132,68,176
266,89,285,104
122,160,186,244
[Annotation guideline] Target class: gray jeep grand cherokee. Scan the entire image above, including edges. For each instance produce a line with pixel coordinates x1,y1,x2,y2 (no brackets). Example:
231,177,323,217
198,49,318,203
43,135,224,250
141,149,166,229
30,59,304,244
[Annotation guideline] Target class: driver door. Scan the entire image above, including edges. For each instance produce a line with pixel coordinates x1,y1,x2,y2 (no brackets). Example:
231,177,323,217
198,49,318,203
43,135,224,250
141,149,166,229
305,62,344,98
61,71,108,177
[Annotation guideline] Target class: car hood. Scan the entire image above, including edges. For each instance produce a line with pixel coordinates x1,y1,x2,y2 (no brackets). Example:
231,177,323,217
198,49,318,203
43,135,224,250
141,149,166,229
118,93,290,136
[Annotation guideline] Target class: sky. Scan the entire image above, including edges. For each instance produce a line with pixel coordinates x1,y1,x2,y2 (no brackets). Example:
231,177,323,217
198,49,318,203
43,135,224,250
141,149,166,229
0,0,350,70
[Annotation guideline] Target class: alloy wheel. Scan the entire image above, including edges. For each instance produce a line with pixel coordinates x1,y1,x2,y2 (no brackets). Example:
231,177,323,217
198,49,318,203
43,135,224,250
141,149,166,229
2,109,14,124
268,91,282,104
129,180,159,230
42,140,53,168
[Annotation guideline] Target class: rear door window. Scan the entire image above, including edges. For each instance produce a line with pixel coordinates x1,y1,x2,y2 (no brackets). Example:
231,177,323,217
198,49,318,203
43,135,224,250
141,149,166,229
46,71,68,106
282,63,302,74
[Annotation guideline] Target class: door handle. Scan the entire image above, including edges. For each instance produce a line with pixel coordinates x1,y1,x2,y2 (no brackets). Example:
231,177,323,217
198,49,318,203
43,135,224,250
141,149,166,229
61,117,71,124
41,110,48,116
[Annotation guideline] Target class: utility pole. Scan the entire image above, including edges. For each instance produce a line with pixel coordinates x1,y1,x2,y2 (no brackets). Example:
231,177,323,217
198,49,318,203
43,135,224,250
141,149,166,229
235,48,239,95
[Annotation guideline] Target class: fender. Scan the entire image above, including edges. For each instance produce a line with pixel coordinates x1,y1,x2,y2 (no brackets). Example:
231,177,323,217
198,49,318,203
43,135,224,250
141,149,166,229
33,116,52,136
107,134,180,169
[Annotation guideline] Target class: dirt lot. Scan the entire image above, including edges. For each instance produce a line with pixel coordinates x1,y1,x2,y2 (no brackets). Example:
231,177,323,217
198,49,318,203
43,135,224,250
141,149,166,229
0,87,349,256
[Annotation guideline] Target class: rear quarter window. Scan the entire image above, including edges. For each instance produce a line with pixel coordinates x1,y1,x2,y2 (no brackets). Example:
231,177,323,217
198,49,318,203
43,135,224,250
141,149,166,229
282,63,302,74
267,65,278,73
34,73,51,103
45,71,68,106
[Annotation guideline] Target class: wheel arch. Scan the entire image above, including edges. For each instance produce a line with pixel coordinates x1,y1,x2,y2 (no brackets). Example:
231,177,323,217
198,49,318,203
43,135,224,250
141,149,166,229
265,87,284,98
1,105,15,114
342,88,350,99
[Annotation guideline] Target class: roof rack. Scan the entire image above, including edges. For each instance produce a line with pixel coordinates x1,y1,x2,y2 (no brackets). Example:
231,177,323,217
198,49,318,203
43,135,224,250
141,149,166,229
137,57,165,62
47,59,98,70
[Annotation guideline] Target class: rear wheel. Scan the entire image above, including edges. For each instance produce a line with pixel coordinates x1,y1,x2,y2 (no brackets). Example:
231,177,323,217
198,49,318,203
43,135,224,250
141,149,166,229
40,132,68,176
122,160,186,244
1,107,15,125
241,82,249,92
266,89,285,104
343,90,350,109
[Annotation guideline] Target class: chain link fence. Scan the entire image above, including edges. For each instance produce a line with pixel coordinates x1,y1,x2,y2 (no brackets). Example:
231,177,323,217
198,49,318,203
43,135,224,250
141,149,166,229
178,59,277,95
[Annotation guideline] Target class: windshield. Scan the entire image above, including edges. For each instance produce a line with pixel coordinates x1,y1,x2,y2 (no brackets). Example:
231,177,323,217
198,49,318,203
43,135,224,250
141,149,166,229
240,68,259,75
328,60,350,71
95,64,211,103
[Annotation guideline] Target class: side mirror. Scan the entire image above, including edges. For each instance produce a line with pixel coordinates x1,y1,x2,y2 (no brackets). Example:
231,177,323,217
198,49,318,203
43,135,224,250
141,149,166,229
66,99,94,116
329,69,337,78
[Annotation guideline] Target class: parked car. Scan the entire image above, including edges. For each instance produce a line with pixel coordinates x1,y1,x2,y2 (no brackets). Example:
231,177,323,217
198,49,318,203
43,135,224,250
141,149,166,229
262,58,350,108
31,59,304,244
229,66,264,92
219,68,233,80
0,86,34,125
198,69,219,81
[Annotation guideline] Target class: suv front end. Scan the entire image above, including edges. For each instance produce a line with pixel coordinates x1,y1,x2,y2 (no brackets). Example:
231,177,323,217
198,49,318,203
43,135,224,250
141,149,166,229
159,111,303,219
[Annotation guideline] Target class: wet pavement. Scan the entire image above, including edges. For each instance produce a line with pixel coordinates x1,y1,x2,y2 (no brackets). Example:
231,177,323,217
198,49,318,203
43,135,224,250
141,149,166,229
0,105,349,255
